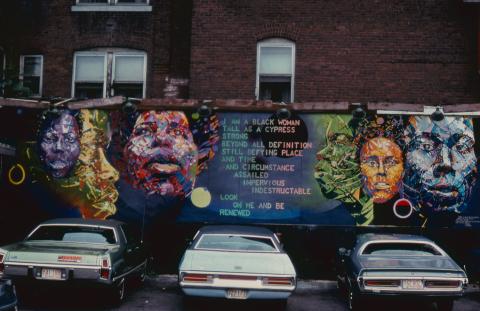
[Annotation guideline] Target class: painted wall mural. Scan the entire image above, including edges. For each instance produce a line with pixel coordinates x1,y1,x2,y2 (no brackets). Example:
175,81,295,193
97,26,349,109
3,108,480,228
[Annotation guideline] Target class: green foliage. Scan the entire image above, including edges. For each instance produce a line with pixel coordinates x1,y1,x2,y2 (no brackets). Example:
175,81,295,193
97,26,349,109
0,62,32,98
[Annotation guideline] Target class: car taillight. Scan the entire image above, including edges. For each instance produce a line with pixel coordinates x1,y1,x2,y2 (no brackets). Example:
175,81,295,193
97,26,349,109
263,277,294,286
100,268,110,279
364,280,401,287
0,253,5,274
100,257,110,280
182,273,211,282
424,280,461,288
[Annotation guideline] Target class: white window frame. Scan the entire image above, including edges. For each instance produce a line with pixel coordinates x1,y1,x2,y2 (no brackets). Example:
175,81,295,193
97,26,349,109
19,54,44,97
76,0,150,4
72,51,108,98
256,38,296,102
111,53,147,98
73,0,152,12
72,49,147,99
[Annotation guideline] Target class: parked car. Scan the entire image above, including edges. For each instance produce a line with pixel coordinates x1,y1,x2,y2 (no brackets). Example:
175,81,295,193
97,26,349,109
0,218,147,304
0,280,17,311
336,233,468,311
178,225,296,306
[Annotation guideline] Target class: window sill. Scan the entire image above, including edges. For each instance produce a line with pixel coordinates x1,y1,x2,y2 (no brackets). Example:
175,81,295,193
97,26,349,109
71,5,152,12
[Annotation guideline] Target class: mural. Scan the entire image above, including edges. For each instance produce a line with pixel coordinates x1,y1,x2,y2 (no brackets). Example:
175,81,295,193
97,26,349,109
3,108,480,228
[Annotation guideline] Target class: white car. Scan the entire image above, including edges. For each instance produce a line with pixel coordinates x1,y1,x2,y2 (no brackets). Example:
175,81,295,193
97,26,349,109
178,225,296,304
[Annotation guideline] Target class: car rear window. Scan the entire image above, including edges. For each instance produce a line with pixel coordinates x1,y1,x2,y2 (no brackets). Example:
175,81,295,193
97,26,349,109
362,242,441,256
195,234,278,252
27,225,116,244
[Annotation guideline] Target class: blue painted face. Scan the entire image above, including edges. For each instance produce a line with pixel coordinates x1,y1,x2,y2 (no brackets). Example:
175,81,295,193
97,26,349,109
404,116,477,214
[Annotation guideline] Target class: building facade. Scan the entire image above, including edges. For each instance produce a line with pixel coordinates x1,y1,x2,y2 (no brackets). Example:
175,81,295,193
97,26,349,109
1,0,480,276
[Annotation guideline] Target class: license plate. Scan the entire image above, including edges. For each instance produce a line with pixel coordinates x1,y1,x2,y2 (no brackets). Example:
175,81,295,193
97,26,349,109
402,279,423,290
226,289,248,299
41,268,62,280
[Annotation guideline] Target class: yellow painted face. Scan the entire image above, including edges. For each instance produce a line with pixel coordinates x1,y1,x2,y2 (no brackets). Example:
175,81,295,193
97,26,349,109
360,137,404,203
75,109,119,219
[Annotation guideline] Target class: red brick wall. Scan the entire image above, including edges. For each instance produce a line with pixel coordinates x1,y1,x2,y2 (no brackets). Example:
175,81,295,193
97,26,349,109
2,0,192,99
190,0,480,104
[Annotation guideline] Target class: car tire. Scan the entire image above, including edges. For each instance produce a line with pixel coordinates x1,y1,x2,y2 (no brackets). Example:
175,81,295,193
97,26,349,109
347,287,361,311
337,277,347,296
436,299,454,311
109,277,126,305
182,296,199,311
271,299,288,310
131,261,148,287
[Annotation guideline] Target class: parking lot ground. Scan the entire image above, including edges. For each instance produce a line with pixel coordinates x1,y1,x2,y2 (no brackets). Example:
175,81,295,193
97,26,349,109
18,275,480,311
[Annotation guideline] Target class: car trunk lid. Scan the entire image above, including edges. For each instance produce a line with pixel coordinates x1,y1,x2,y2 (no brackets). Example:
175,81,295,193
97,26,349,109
359,255,461,273
187,250,289,275
5,241,112,266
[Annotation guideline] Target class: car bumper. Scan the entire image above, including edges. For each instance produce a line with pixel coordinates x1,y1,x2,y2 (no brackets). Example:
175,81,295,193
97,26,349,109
357,289,465,298
178,271,296,300
181,287,293,300
3,262,112,285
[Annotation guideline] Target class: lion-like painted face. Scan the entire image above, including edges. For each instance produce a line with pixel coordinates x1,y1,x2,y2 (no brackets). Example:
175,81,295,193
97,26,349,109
404,116,477,214
360,137,404,203
75,109,119,219
124,111,198,197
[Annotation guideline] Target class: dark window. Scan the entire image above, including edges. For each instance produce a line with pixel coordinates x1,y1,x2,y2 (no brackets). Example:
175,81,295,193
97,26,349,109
195,234,278,252
27,225,116,244
20,55,43,96
77,0,109,3
73,51,145,99
257,40,294,103
362,242,441,256
74,82,104,99
121,224,142,245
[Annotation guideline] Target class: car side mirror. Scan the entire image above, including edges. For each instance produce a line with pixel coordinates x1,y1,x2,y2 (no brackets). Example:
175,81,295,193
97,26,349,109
338,247,351,257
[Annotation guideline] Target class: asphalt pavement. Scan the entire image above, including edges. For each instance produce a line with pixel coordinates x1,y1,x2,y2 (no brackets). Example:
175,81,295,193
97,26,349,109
18,275,480,311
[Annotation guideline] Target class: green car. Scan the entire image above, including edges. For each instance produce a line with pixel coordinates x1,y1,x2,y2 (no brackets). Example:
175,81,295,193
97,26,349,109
0,218,147,304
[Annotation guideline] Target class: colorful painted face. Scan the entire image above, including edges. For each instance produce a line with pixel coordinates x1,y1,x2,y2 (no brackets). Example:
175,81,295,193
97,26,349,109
39,111,80,178
360,137,404,203
75,109,119,219
315,116,362,204
404,116,477,214
124,111,198,196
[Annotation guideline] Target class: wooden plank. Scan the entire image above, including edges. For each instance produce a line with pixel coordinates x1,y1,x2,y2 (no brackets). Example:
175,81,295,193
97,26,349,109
367,102,424,112
139,98,198,110
67,96,125,110
443,103,480,113
0,97,50,109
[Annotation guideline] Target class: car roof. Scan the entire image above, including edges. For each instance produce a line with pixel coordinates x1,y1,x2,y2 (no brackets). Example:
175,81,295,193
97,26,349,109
197,225,275,237
39,218,124,228
356,233,433,245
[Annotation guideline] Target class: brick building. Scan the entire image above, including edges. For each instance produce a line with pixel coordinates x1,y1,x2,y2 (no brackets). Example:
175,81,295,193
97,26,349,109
0,0,192,99
0,0,479,105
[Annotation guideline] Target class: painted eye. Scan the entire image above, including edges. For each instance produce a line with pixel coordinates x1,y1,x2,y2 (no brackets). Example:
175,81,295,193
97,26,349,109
384,158,398,167
421,143,434,151
455,144,471,154
366,160,378,168
170,128,186,137
64,134,77,144
135,127,152,136
43,132,56,143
